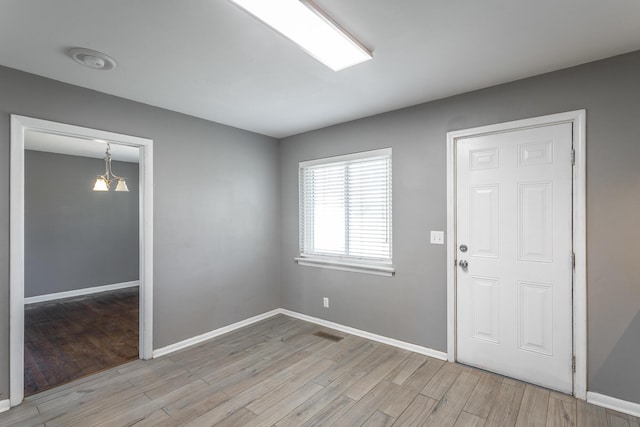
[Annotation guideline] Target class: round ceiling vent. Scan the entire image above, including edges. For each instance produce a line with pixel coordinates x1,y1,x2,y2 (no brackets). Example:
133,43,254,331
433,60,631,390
69,48,117,71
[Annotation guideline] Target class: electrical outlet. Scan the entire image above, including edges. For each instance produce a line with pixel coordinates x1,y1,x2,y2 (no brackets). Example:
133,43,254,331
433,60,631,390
323,297,329,308
430,231,445,245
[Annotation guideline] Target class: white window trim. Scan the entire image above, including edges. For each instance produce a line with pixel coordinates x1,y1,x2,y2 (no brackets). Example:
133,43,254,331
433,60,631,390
297,148,394,276
294,256,395,277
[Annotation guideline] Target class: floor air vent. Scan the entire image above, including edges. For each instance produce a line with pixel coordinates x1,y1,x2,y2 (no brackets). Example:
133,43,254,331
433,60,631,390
313,331,344,342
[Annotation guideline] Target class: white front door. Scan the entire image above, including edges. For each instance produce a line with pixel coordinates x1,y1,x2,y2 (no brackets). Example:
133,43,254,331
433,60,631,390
455,123,573,393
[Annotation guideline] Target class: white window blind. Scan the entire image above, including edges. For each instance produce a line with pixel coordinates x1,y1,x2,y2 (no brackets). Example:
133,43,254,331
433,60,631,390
299,148,392,264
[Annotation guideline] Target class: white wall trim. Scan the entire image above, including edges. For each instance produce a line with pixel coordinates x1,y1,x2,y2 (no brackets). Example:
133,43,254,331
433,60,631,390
572,110,588,400
152,308,447,361
24,281,139,305
10,115,154,408
446,126,456,363
587,392,640,418
9,116,25,408
0,399,10,414
152,309,282,358
446,110,587,399
279,309,448,360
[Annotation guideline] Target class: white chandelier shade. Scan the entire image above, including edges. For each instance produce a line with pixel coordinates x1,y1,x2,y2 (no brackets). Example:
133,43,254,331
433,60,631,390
93,142,129,192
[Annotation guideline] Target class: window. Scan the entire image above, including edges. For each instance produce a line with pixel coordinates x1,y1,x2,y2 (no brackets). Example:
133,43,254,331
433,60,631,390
296,148,393,276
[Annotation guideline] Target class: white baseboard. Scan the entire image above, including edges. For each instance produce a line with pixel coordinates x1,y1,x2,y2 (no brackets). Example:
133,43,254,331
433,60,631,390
279,309,448,360
152,308,447,362
152,309,282,358
0,399,10,413
24,281,139,304
587,391,640,418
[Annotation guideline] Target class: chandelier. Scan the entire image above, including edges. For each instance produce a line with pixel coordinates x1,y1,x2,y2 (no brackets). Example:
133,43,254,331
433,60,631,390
93,143,129,192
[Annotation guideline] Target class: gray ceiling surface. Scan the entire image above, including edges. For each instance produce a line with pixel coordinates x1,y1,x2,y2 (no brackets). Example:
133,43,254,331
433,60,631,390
2,0,639,137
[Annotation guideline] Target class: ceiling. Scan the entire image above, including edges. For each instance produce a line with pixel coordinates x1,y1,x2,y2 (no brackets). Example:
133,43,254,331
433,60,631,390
26,130,140,163
2,1,640,138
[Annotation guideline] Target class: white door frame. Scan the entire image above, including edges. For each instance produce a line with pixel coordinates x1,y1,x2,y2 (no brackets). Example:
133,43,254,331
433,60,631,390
9,115,154,406
446,110,587,399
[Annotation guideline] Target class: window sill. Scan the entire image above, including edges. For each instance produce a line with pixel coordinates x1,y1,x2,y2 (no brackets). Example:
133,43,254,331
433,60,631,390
294,257,395,277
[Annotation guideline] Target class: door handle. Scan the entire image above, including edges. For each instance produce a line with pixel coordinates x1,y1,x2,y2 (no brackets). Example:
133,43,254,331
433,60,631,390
458,260,468,269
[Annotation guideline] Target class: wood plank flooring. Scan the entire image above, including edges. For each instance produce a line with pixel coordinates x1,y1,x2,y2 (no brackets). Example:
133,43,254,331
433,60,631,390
3,314,638,426
24,288,139,396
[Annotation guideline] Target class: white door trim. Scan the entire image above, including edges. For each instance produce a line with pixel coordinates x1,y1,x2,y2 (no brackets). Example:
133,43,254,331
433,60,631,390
9,115,154,407
446,110,587,399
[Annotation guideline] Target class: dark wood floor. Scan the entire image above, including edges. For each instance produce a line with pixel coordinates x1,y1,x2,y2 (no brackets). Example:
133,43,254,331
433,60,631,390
24,287,139,396
3,314,638,426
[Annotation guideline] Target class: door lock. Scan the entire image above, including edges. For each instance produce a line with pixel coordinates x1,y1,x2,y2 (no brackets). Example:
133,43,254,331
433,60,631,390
459,244,468,253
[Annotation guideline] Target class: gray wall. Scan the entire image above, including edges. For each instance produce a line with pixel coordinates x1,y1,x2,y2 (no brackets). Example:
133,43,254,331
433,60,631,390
25,150,139,297
280,51,640,404
0,66,281,400
1,52,639,404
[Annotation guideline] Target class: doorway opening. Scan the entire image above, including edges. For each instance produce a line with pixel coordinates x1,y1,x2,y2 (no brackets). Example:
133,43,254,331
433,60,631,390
10,116,154,407
22,134,141,396
445,110,587,398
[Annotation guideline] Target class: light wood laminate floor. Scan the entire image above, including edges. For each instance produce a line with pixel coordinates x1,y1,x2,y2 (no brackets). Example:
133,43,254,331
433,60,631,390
1,315,637,426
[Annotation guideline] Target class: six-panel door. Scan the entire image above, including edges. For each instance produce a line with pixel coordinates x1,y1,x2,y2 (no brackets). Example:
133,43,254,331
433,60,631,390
456,123,573,393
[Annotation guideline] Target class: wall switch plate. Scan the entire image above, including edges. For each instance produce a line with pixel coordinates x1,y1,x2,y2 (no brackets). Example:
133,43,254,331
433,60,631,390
323,297,329,308
430,231,445,245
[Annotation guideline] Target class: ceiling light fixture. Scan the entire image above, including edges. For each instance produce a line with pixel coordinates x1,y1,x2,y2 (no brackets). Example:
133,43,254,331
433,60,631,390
228,0,372,71
93,143,129,192
69,48,117,71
